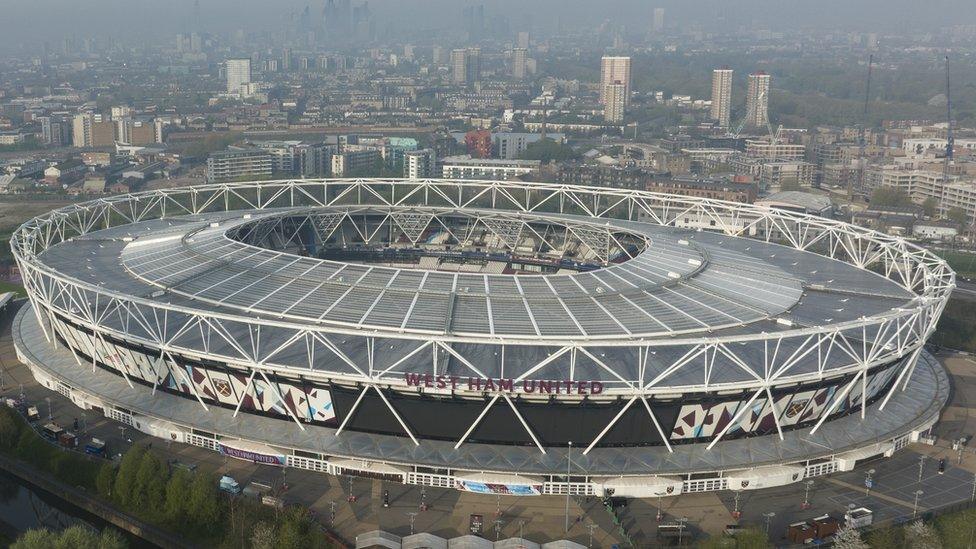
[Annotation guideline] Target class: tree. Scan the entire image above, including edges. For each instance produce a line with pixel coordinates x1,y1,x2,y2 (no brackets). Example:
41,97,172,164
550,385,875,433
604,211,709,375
698,527,770,548
869,187,913,208
934,508,976,548
277,507,329,549
164,468,192,525
832,527,869,549
518,138,579,163
10,525,127,549
906,520,942,549
0,408,21,449
922,197,938,218
112,444,146,507
866,526,903,549
250,522,277,549
96,462,116,499
132,451,167,515
947,206,968,228
186,471,223,534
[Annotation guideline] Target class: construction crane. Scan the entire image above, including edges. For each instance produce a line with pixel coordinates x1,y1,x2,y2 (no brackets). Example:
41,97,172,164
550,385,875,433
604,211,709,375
941,55,954,218
853,55,874,202
728,88,779,143
943,55,954,186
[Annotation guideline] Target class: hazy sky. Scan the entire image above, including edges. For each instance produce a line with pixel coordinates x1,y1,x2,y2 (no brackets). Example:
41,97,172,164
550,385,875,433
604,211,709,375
2,0,974,51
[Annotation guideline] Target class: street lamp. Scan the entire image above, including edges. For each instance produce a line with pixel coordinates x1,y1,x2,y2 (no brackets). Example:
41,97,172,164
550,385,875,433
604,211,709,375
865,468,876,495
918,454,927,482
564,441,572,533
731,490,742,520
406,512,417,535
972,473,976,504
802,480,814,510
676,517,688,545
913,490,924,518
45,396,52,420
762,512,776,536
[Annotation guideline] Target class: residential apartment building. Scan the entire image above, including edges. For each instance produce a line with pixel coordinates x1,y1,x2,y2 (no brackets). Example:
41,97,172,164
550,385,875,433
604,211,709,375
404,149,436,179
710,68,733,128
331,149,381,176
206,148,273,183
439,156,540,180
599,56,631,105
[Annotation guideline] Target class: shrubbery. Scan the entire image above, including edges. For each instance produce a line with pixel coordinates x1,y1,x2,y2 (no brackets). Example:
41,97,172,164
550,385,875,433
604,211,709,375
0,406,337,548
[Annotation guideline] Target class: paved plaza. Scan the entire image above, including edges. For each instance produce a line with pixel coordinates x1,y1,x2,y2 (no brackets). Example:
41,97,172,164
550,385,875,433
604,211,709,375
3,301,976,546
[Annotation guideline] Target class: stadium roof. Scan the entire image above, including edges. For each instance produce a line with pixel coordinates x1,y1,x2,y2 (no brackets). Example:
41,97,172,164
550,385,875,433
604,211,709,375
38,206,913,343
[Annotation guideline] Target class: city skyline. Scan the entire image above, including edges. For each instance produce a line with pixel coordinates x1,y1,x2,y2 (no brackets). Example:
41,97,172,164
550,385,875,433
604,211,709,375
1,2,976,548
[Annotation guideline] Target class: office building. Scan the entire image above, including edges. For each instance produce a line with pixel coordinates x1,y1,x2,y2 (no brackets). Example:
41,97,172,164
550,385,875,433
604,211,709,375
600,56,631,106
604,82,626,123
404,149,436,179
517,31,530,49
746,72,771,128
206,148,272,183
512,48,528,80
710,68,733,128
226,58,252,95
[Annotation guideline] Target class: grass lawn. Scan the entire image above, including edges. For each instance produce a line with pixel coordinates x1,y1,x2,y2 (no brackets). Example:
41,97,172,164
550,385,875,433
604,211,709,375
0,281,25,297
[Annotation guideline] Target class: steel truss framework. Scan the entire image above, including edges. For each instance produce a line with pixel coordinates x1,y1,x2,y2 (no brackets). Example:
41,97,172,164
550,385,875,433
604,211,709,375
13,179,955,454
227,205,645,266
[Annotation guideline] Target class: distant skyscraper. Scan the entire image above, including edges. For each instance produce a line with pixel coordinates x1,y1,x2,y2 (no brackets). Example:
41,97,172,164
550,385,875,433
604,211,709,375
653,8,665,32
517,31,530,49
710,68,733,128
466,47,481,83
604,82,626,123
226,58,252,95
600,56,631,105
512,48,528,80
746,71,771,128
451,49,468,85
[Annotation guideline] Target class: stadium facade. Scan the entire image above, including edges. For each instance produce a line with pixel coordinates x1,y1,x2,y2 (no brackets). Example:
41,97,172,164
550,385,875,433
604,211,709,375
12,179,953,497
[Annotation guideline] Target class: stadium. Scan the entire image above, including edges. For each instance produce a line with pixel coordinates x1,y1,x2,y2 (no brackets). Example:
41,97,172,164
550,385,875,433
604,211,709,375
11,178,954,498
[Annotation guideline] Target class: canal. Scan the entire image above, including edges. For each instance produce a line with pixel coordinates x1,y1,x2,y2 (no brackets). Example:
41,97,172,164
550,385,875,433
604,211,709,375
0,468,155,547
